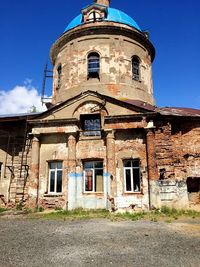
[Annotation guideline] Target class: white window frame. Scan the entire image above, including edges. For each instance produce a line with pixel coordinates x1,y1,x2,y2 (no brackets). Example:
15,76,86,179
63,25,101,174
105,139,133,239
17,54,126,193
83,161,103,193
88,11,101,21
48,162,63,194
123,159,141,193
83,169,95,192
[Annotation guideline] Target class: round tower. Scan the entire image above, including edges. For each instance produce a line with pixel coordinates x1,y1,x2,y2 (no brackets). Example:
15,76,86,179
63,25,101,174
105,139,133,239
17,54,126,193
50,0,155,105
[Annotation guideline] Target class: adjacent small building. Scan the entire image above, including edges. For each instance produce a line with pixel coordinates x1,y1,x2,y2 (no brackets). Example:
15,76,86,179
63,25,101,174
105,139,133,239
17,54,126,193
0,0,200,211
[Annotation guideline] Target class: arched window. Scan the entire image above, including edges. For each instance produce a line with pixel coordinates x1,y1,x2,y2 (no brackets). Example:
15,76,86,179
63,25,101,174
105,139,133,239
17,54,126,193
88,52,100,79
57,64,62,89
88,11,101,22
132,56,140,81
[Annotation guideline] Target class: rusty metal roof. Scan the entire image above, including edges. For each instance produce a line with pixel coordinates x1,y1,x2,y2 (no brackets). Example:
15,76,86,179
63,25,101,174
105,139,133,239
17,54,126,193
157,107,200,117
0,112,42,122
120,99,156,112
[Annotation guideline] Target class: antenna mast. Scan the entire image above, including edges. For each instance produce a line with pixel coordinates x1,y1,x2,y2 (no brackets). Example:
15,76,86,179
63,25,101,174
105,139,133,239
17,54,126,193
41,62,53,105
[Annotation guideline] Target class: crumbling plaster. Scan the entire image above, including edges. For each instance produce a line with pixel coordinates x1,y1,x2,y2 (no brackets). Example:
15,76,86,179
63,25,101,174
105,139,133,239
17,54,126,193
52,33,154,105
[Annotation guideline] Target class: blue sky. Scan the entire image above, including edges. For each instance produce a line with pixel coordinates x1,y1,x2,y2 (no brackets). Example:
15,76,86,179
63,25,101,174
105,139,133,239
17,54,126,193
0,0,200,113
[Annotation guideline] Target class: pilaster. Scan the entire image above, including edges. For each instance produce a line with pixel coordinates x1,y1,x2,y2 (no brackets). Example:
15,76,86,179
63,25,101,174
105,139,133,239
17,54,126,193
146,128,158,180
29,135,40,207
106,130,116,196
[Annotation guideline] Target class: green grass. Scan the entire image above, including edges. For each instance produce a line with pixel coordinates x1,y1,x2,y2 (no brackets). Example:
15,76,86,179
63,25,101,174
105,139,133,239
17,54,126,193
30,206,200,222
2,205,199,222
34,206,44,213
31,208,110,220
0,207,7,213
114,211,146,221
159,206,200,218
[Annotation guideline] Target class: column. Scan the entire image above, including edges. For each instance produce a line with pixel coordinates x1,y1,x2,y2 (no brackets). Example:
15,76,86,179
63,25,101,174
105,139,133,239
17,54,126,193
67,134,76,173
67,133,77,210
30,135,40,207
106,131,116,196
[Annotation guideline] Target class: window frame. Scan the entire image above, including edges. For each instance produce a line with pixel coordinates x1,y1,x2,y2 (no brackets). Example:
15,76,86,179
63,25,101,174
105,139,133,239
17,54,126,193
80,114,101,136
48,161,63,194
88,11,101,22
123,159,141,193
57,64,62,89
83,161,104,193
132,56,140,81
87,52,100,79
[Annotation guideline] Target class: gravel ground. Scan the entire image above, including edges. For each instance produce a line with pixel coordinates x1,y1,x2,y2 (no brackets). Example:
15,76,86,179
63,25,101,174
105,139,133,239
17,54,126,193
0,217,200,267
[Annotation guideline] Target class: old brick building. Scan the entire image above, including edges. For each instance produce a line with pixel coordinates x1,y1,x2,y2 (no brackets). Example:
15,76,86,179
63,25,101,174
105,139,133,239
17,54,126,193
0,0,200,211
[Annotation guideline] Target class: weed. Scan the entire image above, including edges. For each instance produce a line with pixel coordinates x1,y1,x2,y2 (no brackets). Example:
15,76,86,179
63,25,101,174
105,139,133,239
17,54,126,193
28,206,200,222
150,217,158,222
0,207,7,213
55,207,63,211
35,206,44,212
110,211,146,222
16,202,23,210
24,208,33,214
160,206,200,219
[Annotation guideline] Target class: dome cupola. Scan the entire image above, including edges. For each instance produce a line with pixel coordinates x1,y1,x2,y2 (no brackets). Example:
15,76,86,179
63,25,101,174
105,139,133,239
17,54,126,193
50,0,155,106
64,1,141,33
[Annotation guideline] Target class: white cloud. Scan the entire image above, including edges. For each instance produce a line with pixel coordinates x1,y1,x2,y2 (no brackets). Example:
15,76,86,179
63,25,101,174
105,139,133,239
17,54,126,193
0,80,48,115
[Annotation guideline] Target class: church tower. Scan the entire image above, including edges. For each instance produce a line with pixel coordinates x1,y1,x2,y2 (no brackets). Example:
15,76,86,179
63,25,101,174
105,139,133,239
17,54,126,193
50,0,155,105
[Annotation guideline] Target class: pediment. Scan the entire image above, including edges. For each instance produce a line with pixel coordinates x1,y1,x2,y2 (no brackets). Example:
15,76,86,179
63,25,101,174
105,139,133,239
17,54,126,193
32,91,156,122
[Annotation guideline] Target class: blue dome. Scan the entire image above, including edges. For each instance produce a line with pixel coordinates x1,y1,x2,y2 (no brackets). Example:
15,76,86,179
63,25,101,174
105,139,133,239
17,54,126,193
64,7,141,32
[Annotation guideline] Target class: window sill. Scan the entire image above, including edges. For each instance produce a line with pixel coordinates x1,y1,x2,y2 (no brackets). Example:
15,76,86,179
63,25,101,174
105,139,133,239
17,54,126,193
123,192,143,195
79,131,102,140
44,193,63,197
83,192,104,196
132,79,142,83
